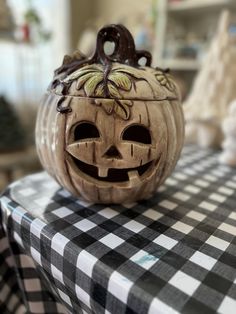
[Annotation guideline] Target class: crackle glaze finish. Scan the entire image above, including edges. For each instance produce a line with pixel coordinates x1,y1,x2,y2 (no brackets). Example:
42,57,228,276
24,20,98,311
36,24,184,203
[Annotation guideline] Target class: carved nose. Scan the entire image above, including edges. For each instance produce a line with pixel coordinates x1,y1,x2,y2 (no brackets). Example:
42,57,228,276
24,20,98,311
104,146,122,159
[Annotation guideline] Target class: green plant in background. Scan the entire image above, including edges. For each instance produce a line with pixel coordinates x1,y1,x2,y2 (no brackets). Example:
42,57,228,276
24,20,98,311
0,96,26,152
23,0,52,43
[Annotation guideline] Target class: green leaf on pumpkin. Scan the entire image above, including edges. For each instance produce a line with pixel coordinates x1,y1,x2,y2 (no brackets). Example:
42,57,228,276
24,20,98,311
62,63,145,119
112,65,145,79
94,84,106,97
64,65,103,83
107,82,122,99
84,74,104,96
75,72,94,90
108,72,132,91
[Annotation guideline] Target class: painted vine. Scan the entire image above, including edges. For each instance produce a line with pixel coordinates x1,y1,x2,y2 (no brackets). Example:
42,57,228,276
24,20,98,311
62,64,147,120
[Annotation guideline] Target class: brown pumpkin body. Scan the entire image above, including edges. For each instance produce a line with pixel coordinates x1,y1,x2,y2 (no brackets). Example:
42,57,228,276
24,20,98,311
35,25,184,204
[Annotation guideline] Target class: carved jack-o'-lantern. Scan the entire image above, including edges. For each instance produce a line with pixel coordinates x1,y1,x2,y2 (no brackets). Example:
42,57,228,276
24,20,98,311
36,25,184,203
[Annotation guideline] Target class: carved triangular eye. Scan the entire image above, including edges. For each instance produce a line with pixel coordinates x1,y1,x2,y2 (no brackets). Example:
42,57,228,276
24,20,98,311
74,122,100,141
122,124,151,144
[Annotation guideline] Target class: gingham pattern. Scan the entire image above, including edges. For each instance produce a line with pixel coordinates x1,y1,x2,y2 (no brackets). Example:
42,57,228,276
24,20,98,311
1,145,236,314
0,194,68,314
0,211,25,314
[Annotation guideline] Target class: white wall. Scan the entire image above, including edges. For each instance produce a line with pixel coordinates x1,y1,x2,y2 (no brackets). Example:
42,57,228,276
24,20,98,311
0,0,71,106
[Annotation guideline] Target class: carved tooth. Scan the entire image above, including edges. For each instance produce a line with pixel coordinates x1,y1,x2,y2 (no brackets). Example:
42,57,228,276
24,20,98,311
98,167,108,177
128,170,140,186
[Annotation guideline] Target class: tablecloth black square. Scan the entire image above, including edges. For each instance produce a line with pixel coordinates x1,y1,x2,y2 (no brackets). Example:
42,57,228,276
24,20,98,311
0,145,236,314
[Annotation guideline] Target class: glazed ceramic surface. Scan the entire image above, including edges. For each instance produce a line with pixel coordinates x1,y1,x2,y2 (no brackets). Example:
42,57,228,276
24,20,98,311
36,24,184,203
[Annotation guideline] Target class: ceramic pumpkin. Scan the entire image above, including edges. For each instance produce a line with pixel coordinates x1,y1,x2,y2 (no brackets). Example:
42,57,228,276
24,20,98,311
36,24,184,204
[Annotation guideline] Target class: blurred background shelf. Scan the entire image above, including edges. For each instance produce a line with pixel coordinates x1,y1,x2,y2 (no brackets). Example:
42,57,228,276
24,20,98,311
154,0,236,98
168,0,235,13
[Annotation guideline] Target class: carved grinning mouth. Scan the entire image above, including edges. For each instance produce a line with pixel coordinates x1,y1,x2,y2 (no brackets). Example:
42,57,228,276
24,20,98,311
72,157,153,183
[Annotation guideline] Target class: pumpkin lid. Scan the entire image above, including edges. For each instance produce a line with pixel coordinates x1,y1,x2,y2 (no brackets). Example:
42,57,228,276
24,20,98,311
50,24,180,111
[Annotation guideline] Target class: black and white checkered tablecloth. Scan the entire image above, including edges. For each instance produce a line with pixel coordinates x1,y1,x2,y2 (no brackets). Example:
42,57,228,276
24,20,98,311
1,145,236,314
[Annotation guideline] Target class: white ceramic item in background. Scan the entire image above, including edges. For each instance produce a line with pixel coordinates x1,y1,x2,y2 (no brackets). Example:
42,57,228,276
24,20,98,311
184,10,236,148
219,100,236,167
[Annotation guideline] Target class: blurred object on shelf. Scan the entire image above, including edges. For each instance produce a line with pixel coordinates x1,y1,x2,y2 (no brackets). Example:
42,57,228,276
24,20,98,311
164,19,211,62
21,22,30,42
176,45,197,59
18,0,52,44
184,10,236,148
0,0,14,39
0,145,40,190
219,99,236,166
0,95,26,152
